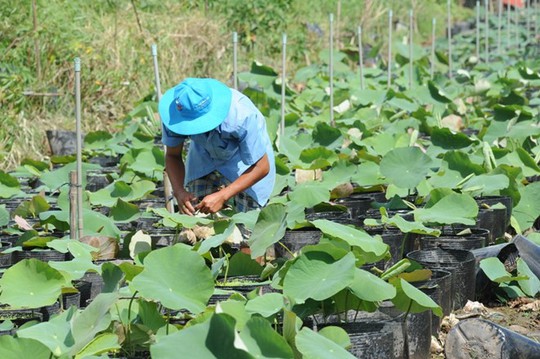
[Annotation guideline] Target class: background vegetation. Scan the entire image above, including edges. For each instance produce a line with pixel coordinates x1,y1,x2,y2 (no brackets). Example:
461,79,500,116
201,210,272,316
0,0,470,170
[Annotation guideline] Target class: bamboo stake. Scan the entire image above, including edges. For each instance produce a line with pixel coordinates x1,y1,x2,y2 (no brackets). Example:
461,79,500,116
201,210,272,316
74,58,83,239
431,18,436,79
497,0,503,55
515,5,520,49
409,9,414,89
336,0,341,49
280,33,287,137
357,26,365,90
151,44,174,213
31,0,41,80
233,32,238,90
329,13,335,127
447,0,453,78
477,1,481,60
69,171,78,239
507,3,511,49
388,9,393,89
485,0,490,62
526,0,530,47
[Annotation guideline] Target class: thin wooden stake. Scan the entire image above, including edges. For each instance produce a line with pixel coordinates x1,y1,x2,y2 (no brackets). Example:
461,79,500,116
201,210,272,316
515,5,520,49
497,0,503,55
329,13,335,127
74,58,83,239
31,0,41,80
357,26,365,90
69,171,78,239
409,9,414,89
388,9,393,88
431,18,436,79
485,0,490,62
477,1,481,60
507,4,511,49
280,33,287,136
447,0,453,78
526,0,530,48
151,44,174,213
233,32,238,90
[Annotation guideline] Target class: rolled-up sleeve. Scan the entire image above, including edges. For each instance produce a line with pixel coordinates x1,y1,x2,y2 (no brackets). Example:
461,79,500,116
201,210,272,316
161,124,186,147
236,113,268,166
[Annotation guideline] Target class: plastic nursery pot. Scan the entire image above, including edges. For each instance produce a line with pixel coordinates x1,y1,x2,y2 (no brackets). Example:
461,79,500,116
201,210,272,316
305,210,354,224
62,291,81,309
377,301,432,359
334,196,374,222
413,269,452,334
407,248,476,311
86,171,113,192
274,227,322,259
0,307,43,335
0,241,13,267
364,227,415,269
46,129,77,156
317,316,395,359
476,207,506,243
475,195,513,228
80,271,104,303
418,234,485,252
13,248,67,264
87,154,120,168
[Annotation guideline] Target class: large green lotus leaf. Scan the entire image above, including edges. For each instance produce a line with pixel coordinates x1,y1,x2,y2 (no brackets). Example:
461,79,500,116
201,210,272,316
516,258,540,297
427,166,464,191
431,127,477,149
350,161,386,186
89,181,131,207
71,293,118,354
348,268,396,301
13,195,51,218
350,88,387,107
17,306,77,356
442,150,486,177
299,147,338,169
288,182,330,208
311,219,388,259
360,132,396,157
313,122,342,149
0,205,9,226
48,240,100,281
109,198,141,223
238,316,294,359
380,147,433,189
129,148,165,178
150,313,253,359
124,180,156,202
461,174,510,196
479,258,516,283
512,182,540,231
317,326,351,349
283,251,355,304
296,327,356,359
427,81,453,103
516,147,540,173
74,333,120,359
0,259,68,308
278,136,303,164
413,192,478,226
39,162,100,192
390,278,442,317
248,203,287,258
215,300,250,330
227,252,264,277
197,221,236,254
245,293,284,318
0,336,52,359
151,208,212,228
39,208,121,238
131,244,214,313
0,170,20,198
320,160,357,190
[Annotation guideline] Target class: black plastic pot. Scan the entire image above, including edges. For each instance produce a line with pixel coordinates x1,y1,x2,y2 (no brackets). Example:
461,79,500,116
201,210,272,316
13,248,67,263
81,271,104,303
46,130,77,156
445,318,540,359
274,227,322,259
0,241,13,267
40,301,61,321
305,210,354,224
74,280,92,308
364,227,410,270
407,248,476,310
62,291,81,309
0,307,43,335
413,269,453,333
419,234,485,251
476,207,506,243
334,196,374,222
86,171,112,192
318,320,394,359
475,195,513,228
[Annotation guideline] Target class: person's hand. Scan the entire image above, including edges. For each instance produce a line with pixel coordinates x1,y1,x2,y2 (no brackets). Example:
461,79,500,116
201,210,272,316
175,189,197,215
195,191,228,214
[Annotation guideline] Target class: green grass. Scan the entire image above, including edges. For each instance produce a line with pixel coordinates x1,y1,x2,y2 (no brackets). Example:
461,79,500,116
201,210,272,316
0,0,471,171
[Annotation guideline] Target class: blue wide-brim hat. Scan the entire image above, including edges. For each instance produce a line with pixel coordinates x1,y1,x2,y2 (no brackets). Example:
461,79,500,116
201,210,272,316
159,78,232,135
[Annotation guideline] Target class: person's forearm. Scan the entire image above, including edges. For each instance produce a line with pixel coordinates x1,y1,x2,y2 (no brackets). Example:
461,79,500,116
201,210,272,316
220,154,270,201
165,153,187,195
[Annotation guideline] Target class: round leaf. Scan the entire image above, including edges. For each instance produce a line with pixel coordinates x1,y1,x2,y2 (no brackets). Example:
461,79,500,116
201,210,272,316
348,268,396,302
0,259,68,308
380,147,433,189
131,244,214,313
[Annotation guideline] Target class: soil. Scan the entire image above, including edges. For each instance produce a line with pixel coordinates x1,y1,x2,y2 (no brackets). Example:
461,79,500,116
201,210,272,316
431,298,540,358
